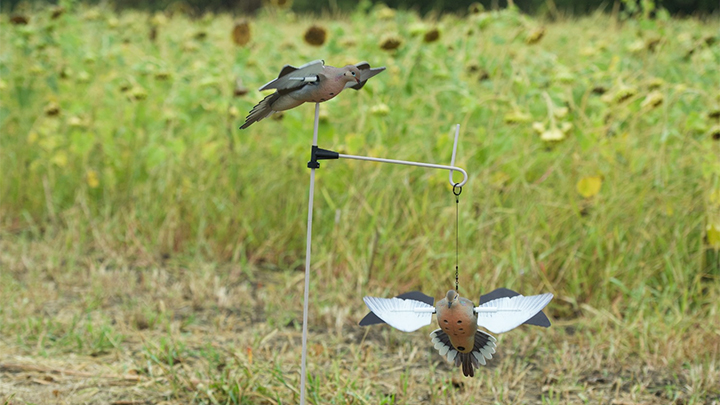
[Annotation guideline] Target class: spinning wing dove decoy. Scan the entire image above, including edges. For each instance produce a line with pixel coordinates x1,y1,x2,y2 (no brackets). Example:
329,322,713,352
362,289,553,377
240,60,385,129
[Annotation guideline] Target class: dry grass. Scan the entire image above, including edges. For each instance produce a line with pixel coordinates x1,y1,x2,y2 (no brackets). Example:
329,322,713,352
1,234,720,404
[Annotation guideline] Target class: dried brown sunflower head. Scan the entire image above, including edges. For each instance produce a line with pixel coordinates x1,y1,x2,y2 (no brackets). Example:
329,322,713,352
380,35,402,51
44,102,60,117
710,125,720,141
10,14,29,25
376,6,396,20
269,0,293,8
130,86,148,101
424,28,440,43
645,36,661,52
591,85,607,95
708,107,720,120
468,2,484,13
304,25,327,46
50,6,65,19
154,71,171,81
640,91,664,109
647,77,664,90
339,37,356,47
234,77,248,97
59,66,73,79
525,26,545,45
232,20,251,46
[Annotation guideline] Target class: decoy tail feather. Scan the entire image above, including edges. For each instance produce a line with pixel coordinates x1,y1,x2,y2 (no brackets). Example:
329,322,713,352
430,329,496,377
459,352,475,377
240,92,279,129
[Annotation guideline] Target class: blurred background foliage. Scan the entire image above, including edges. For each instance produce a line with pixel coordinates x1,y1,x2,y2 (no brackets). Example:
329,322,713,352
2,0,719,309
2,0,720,15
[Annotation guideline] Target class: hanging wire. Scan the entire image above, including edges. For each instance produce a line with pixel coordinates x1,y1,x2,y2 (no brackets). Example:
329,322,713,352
453,183,462,292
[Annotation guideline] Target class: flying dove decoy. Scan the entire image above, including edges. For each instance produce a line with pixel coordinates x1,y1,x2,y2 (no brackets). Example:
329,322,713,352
240,60,385,129
361,288,553,377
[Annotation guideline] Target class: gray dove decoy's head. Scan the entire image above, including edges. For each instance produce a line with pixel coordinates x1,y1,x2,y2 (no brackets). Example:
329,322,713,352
446,289,459,307
341,65,362,84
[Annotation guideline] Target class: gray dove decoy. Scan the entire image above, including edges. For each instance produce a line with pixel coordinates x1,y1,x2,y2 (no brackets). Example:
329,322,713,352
361,288,553,377
240,60,385,129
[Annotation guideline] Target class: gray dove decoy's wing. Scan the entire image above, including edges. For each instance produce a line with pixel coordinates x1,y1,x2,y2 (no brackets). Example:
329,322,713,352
479,288,551,328
359,291,434,326
346,62,386,90
258,60,325,91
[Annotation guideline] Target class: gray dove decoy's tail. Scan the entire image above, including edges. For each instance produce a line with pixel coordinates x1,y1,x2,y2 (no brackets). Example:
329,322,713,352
430,329,496,377
240,93,280,129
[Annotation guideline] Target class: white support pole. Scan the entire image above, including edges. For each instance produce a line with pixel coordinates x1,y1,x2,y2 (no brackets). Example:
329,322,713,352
299,103,320,405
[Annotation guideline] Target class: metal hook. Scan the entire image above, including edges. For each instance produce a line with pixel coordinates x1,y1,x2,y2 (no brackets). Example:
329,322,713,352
453,183,463,196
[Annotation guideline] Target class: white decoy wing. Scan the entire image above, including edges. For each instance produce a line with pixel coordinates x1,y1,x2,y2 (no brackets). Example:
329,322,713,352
363,296,435,332
258,60,325,91
474,293,553,334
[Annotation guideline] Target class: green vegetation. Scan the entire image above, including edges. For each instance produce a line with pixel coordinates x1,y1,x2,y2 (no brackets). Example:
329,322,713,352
1,2,720,403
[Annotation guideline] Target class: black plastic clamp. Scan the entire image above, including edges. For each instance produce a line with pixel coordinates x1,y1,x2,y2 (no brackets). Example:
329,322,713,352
307,145,339,169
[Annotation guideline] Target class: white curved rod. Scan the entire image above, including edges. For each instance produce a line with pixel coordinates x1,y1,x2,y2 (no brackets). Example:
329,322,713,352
449,124,461,187
337,154,469,187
